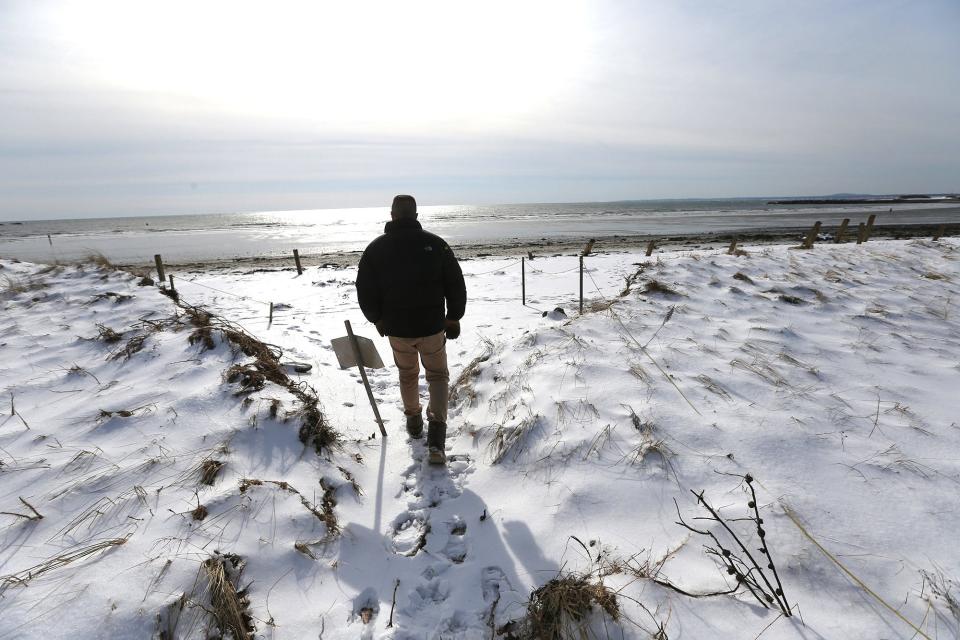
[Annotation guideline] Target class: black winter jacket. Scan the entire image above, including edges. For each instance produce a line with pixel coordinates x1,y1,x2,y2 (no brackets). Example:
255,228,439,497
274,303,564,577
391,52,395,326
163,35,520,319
356,218,466,338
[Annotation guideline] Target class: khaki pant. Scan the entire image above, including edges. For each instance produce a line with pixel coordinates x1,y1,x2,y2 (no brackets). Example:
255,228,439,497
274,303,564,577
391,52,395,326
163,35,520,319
388,331,449,423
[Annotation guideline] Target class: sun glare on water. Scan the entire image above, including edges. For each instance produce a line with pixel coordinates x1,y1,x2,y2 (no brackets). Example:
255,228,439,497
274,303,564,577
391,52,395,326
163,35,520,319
48,0,596,133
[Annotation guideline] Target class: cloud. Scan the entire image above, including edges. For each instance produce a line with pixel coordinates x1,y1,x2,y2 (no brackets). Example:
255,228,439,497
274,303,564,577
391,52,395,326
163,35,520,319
1,0,958,220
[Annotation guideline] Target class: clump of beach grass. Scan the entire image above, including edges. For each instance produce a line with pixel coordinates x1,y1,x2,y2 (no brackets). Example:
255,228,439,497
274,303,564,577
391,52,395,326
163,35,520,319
110,333,147,361
202,553,254,640
642,279,682,297
490,415,541,464
83,252,115,270
450,337,495,408
1,275,46,296
95,323,123,343
502,571,620,640
199,459,224,485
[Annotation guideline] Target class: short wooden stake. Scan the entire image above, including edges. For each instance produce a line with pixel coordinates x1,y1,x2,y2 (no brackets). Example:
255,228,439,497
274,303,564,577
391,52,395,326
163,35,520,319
47,234,53,246
856,222,866,244
582,238,595,256
168,275,175,292
521,257,526,305
727,237,738,254
645,239,656,257
864,214,877,242
154,254,166,282
387,578,400,628
835,218,850,244
268,302,274,328
293,249,303,275
579,256,584,314
345,320,387,437
802,221,822,249
934,225,945,241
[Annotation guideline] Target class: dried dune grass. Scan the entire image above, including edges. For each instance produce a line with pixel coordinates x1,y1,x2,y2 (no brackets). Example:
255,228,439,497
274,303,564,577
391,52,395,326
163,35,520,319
110,333,147,361
175,303,340,454
450,338,495,407
642,279,682,296
239,477,340,541
0,535,130,594
84,252,115,270
199,459,224,485
202,554,254,640
730,357,787,387
490,415,541,464
696,374,732,400
95,323,123,343
507,572,620,640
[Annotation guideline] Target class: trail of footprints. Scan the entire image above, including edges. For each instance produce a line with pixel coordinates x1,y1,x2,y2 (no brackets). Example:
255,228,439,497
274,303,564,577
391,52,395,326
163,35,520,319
371,440,508,635
391,443,473,563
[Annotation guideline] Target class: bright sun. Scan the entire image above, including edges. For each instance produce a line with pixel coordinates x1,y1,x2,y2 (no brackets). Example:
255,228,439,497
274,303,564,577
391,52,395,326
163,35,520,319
48,1,596,134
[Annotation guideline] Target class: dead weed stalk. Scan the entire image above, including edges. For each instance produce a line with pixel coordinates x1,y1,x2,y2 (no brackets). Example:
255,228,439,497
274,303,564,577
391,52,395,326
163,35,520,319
0,535,130,593
675,475,791,616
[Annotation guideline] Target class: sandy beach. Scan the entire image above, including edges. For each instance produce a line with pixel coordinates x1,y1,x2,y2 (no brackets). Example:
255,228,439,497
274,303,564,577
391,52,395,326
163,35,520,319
163,219,955,273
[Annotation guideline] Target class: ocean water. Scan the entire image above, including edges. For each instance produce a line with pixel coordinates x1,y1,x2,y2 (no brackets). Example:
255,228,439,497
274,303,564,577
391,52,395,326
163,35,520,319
1,199,957,264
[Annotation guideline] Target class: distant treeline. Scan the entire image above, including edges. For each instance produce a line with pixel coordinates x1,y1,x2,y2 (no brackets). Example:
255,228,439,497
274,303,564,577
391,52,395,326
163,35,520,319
768,195,960,205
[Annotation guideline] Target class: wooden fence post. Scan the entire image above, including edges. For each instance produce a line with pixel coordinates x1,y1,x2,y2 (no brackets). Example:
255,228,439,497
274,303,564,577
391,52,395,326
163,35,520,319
856,222,866,244
521,257,526,306
154,254,166,282
345,320,387,437
645,239,656,257
933,225,945,241
864,214,877,242
727,237,738,255
268,302,274,328
835,218,850,244
168,275,175,293
579,256,584,314
293,249,303,275
802,221,822,249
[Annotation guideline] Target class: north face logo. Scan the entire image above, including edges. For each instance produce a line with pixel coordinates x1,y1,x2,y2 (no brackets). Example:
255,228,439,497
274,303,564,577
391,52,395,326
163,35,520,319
424,246,433,252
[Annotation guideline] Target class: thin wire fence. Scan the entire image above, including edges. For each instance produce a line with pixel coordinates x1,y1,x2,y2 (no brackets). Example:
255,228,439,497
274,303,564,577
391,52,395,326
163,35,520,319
145,220,924,339
159,245,716,330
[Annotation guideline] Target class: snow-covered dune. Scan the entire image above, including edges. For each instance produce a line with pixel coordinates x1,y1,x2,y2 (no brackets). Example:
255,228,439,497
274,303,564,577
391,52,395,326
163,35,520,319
1,238,958,639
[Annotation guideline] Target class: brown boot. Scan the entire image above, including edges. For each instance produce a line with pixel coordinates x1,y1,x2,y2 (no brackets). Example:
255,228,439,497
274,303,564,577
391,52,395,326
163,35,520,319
405,412,424,439
427,421,447,465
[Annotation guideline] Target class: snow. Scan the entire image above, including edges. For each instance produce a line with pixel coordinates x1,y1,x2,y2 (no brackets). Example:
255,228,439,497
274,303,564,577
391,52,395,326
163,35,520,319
1,238,959,639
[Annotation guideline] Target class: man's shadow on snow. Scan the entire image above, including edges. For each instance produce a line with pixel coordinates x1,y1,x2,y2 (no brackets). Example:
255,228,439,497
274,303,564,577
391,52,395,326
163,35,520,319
336,454,559,628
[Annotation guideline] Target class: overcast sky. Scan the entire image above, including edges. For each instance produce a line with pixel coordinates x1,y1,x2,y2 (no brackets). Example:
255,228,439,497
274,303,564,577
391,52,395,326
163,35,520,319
1,0,958,221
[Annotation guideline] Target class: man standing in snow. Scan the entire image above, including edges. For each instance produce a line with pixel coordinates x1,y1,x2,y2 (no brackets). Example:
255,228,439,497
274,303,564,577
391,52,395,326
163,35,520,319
355,195,467,465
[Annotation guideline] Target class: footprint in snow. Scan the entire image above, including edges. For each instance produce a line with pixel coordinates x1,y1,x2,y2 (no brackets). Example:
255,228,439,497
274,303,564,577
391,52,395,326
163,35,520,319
482,566,509,604
389,510,429,557
400,449,473,509
407,574,451,611
439,515,468,564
